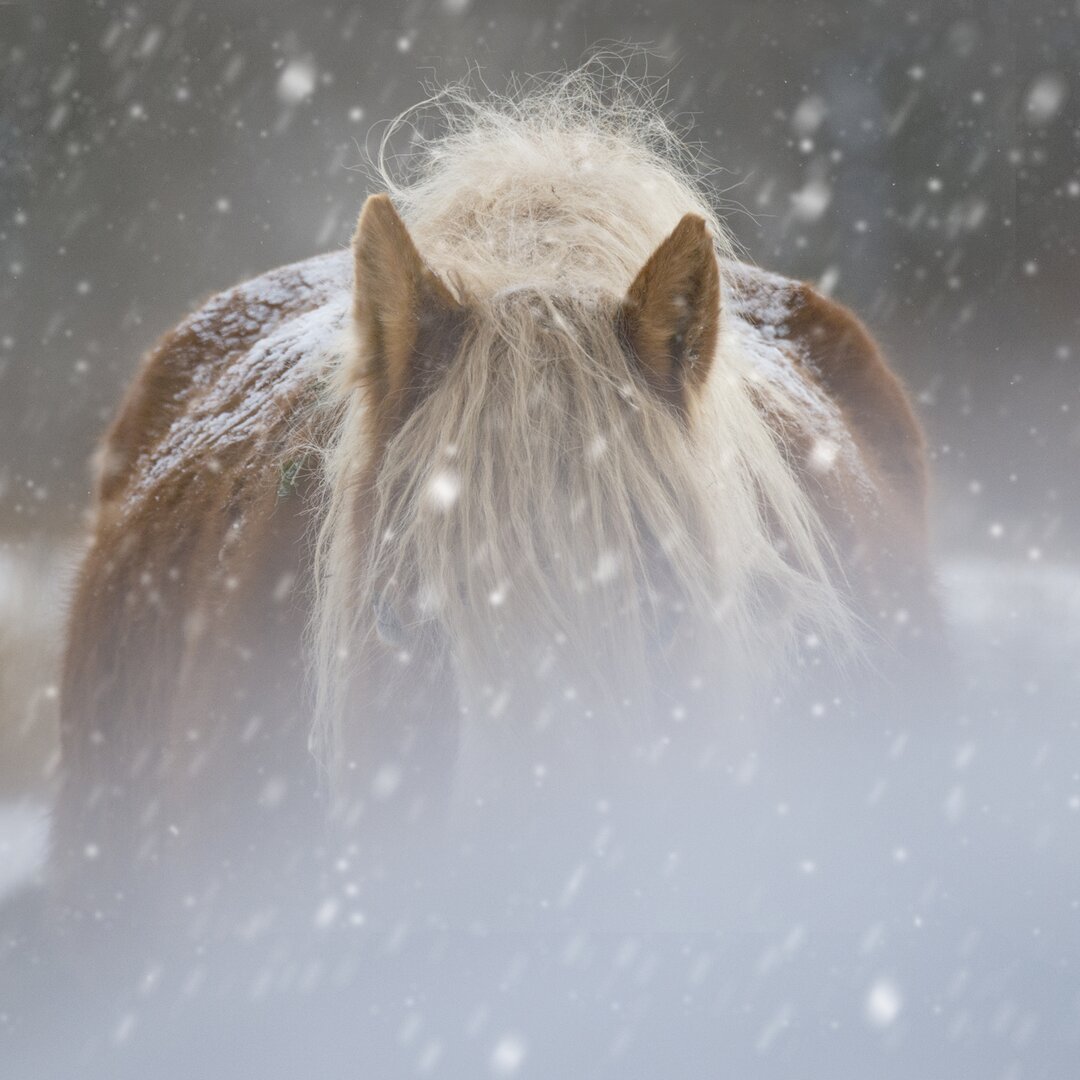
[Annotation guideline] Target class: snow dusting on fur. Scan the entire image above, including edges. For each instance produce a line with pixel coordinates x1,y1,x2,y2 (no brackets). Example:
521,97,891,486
724,263,874,496
116,251,351,513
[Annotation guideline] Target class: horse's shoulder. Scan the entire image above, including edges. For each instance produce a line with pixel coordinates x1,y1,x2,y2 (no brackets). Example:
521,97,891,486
94,250,351,515
726,260,927,517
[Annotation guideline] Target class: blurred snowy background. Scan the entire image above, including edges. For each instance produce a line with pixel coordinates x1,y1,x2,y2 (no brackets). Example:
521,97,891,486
1,1,1079,1077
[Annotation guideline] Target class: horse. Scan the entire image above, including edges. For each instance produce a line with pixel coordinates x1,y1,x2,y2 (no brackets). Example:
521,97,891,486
53,71,941,932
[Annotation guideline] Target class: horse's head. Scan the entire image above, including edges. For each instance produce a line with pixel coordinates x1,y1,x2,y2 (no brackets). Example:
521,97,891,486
348,196,730,781
313,191,852,814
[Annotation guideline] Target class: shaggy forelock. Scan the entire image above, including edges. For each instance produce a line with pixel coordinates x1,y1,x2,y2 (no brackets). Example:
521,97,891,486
372,59,736,298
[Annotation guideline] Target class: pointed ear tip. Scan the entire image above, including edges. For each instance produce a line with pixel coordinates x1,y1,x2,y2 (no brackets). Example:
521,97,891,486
676,212,710,234
361,191,394,215
355,193,402,243
690,217,720,253
668,214,717,259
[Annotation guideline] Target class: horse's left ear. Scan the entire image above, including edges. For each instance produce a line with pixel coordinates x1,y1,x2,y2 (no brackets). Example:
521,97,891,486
352,193,464,430
617,213,721,413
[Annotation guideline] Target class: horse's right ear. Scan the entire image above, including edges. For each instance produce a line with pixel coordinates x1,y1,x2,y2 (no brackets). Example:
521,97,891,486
351,193,464,431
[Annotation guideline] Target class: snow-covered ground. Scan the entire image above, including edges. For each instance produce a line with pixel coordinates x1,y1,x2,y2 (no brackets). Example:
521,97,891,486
2,555,1078,1077
1,555,1077,891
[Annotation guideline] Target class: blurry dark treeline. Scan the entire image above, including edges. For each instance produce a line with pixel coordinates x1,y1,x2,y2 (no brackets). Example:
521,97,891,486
1,0,1076,561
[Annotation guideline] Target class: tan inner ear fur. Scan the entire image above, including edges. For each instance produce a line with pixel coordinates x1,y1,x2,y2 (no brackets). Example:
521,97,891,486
351,193,465,443
618,213,721,414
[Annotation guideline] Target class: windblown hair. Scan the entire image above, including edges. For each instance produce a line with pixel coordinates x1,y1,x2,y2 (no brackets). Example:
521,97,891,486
310,61,861,778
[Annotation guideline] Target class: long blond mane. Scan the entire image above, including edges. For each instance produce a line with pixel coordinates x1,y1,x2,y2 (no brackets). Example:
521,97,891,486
310,61,862,779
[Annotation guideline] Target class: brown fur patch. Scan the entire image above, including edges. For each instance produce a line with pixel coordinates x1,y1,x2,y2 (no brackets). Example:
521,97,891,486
785,283,929,527
728,266,940,662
